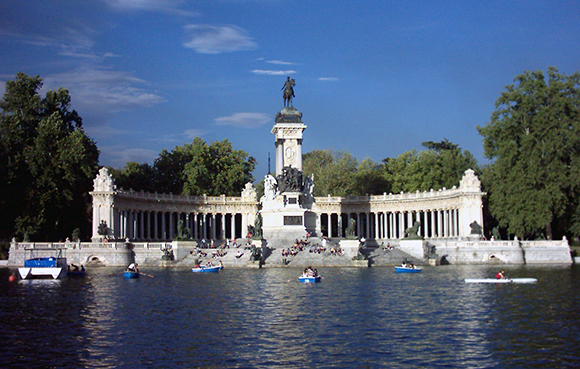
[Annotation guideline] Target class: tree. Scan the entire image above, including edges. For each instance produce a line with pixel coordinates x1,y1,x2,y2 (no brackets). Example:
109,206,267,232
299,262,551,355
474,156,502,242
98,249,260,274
477,67,580,240
182,138,256,196
0,73,99,241
108,162,155,192
302,150,358,196
383,140,478,193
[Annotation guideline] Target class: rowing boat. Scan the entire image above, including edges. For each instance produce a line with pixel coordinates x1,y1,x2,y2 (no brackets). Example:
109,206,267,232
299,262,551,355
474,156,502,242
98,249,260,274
395,266,422,273
192,265,221,273
464,278,537,284
123,271,140,279
299,275,321,283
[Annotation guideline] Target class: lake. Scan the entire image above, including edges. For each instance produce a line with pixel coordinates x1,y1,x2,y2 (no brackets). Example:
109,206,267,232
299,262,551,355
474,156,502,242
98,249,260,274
1,265,579,368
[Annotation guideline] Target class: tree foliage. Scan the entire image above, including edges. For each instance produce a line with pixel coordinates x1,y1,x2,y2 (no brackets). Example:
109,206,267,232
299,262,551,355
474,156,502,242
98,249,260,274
107,162,155,193
477,67,580,239
182,138,256,196
302,150,388,196
110,138,256,197
0,73,99,241
383,140,478,193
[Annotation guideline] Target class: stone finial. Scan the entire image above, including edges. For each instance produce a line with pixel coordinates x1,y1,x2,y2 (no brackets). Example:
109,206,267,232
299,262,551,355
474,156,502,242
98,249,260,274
459,169,481,191
242,182,257,201
93,167,115,192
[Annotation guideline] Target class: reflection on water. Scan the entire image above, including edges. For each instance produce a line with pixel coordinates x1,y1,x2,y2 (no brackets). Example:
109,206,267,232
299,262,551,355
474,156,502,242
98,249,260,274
1,265,579,368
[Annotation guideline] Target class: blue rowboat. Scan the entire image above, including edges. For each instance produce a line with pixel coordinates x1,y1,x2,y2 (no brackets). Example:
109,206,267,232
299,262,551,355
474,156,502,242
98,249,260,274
395,266,422,273
124,271,140,279
299,275,322,283
192,265,221,273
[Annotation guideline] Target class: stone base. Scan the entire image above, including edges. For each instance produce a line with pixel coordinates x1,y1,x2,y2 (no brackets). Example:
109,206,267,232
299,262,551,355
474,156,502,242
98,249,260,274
399,240,425,260
352,259,370,267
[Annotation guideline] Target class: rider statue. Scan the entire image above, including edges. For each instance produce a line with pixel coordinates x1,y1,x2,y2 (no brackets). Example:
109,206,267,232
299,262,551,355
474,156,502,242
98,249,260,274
282,76,296,107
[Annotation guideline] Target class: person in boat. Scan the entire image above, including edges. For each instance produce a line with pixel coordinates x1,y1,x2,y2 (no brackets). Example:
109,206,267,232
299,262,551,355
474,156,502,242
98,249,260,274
496,270,506,279
127,262,139,273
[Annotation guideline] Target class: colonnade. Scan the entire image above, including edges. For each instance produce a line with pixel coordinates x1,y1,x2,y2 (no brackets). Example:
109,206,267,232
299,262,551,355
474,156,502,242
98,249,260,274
113,209,247,242
319,208,460,240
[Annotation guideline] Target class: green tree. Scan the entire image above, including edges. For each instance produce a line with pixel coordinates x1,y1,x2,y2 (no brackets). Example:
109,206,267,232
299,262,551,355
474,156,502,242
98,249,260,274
477,67,580,240
0,73,99,241
108,138,256,196
108,162,155,192
383,140,478,193
182,138,256,196
302,150,358,196
353,157,391,195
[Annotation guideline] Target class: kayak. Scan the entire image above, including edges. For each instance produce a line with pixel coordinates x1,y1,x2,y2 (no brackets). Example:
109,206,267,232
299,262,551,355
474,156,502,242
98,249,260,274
395,266,422,273
465,278,537,284
299,275,321,283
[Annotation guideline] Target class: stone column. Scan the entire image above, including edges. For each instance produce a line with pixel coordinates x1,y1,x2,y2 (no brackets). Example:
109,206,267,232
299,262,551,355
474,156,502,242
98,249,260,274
327,213,332,238
153,211,158,240
241,213,248,239
365,213,370,239
276,139,284,176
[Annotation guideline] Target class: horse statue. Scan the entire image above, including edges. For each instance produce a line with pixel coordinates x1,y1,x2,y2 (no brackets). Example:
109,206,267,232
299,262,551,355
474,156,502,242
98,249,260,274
282,76,295,107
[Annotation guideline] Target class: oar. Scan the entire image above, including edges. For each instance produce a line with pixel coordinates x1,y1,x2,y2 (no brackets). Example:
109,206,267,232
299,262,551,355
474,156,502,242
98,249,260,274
140,272,154,278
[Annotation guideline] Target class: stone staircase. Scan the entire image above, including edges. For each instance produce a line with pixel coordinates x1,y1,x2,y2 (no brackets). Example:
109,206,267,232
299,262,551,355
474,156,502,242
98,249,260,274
173,239,424,268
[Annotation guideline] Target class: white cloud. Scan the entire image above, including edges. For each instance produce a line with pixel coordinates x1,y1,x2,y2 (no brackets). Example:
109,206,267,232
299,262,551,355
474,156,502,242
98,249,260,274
85,125,130,140
215,112,270,128
252,70,297,76
183,25,257,54
267,60,294,65
319,77,339,81
43,67,166,114
102,0,197,16
183,129,206,140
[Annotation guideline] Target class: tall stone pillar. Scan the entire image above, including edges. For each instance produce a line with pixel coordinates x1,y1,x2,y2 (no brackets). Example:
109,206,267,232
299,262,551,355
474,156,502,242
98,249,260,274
272,107,306,175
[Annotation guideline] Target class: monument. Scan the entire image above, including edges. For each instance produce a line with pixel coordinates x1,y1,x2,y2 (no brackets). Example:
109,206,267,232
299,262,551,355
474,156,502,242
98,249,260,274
260,78,316,243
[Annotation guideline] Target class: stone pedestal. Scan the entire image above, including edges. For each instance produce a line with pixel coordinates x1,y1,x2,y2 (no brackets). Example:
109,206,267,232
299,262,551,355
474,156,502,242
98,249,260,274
399,240,425,260
352,259,370,267
261,192,307,243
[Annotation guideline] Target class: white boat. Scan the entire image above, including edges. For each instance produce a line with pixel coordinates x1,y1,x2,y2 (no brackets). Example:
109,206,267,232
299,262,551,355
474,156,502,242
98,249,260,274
465,278,537,284
18,248,68,280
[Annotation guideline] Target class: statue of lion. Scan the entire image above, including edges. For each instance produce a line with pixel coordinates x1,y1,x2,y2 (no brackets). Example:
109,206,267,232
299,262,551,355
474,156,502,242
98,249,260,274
345,218,357,239
404,221,423,240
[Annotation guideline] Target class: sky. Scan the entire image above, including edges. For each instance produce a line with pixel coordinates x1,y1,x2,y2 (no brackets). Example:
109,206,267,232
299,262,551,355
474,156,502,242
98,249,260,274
1,0,579,182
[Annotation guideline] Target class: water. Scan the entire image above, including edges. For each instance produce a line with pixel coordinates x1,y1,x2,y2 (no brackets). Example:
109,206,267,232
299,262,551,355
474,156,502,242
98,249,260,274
1,265,579,368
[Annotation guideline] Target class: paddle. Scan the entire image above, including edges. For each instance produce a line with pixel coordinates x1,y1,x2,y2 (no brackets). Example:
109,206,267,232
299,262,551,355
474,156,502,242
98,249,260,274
140,272,154,278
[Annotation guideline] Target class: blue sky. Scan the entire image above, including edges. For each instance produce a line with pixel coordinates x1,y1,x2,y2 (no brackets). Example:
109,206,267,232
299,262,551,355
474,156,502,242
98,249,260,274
1,0,579,181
